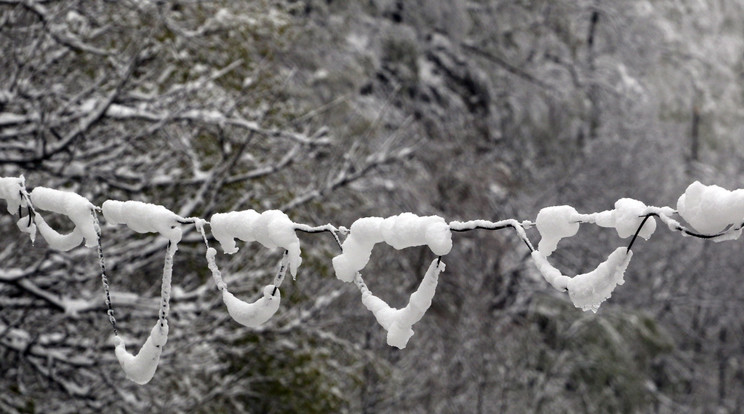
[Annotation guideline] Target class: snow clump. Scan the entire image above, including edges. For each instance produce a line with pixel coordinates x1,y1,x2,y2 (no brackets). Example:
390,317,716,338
676,181,744,235
531,247,632,312
535,206,580,256
594,198,657,240
333,213,452,282
210,210,302,277
30,187,98,248
0,176,24,214
102,200,182,243
114,321,168,385
222,285,281,328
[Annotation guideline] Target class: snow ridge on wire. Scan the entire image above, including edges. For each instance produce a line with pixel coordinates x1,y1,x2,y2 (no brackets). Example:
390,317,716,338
1,177,742,384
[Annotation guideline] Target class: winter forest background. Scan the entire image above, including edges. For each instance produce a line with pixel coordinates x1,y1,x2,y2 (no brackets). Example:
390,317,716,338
2,0,744,412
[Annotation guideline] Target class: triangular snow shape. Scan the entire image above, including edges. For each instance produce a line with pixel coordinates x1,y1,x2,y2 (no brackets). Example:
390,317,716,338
531,247,633,312
358,259,445,349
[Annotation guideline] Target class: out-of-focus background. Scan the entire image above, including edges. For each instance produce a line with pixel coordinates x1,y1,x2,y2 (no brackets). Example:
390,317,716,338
2,1,744,412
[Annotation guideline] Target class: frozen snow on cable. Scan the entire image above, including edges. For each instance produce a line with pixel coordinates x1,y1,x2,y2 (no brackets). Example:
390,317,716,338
222,285,281,328
380,213,452,255
530,251,570,291
532,247,632,312
102,200,182,243
677,181,744,235
333,214,452,282
210,210,261,254
332,217,384,282
360,259,445,349
34,214,84,251
114,321,168,385
535,206,580,256
568,248,632,312
210,210,302,277
0,176,24,214
594,198,657,239
30,187,97,248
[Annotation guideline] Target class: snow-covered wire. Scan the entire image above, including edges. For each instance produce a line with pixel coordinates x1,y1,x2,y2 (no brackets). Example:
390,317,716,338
5,177,744,383
91,210,117,335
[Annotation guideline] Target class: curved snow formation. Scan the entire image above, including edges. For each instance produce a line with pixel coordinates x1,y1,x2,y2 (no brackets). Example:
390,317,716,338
531,247,633,312
677,181,744,235
34,214,84,251
30,187,97,248
114,321,169,385
210,210,302,277
102,200,182,243
333,213,452,282
222,285,281,328
360,259,445,349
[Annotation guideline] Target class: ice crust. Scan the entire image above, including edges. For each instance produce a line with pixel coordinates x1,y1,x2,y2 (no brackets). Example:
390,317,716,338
535,206,580,256
0,176,24,214
102,200,182,242
210,210,302,277
222,285,281,328
114,321,169,385
333,213,452,282
30,187,97,248
361,259,445,349
677,181,744,235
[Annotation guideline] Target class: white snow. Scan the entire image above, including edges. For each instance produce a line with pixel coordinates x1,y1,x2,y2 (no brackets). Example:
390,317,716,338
30,187,97,248
16,216,36,244
677,181,744,235
102,200,182,243
535,206,580,256
0,176,25,215
34,214,83,251
360,259,445,349
567,248,633,312
593,198,657,239
114,321,168,385
530,251,570,291
333,214,452,282
205,247,226,290
532,247,632,312
222,285,281,328
210,210,302,277
210,210,261,254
